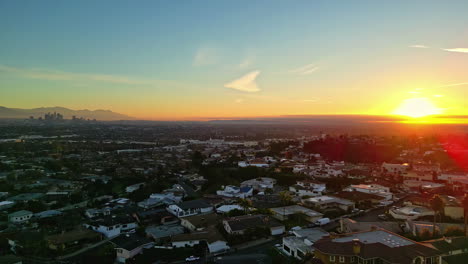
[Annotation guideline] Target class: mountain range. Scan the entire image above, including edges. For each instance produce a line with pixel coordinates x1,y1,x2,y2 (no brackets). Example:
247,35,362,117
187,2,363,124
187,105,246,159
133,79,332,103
0,106,133,121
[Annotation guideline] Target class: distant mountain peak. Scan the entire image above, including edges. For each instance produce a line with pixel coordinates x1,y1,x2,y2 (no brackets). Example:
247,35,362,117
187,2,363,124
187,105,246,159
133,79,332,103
0,106,134,121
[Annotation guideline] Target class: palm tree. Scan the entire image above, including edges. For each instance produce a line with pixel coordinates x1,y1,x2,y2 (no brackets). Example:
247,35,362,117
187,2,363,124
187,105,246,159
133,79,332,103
430,195,444,237
462,194,468,236
238,198,252,214
279,191,292,206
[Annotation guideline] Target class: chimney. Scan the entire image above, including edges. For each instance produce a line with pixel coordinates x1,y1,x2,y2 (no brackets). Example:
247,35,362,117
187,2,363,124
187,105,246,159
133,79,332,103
352,239,361,255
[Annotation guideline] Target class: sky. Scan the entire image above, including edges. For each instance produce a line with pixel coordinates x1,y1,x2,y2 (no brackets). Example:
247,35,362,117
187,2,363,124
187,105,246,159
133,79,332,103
0,0,467,121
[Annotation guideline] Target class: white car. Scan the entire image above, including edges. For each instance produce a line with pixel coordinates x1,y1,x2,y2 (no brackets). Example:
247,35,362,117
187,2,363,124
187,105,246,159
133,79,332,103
185,256,200,262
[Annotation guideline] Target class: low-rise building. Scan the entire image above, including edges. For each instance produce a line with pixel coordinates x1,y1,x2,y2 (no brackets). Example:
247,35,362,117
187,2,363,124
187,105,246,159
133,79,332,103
303,196,355,212
111,233,154,263
171,226,230,253
270,205,323,223
313,229,442,264
216,185,253,198
344,184,392,200
240,177,276,191
167,199,213,217
223,214,285,236
289,180,326,197
8,210,33,224
282,228,329,260
84,216,138,238
180,213,218,231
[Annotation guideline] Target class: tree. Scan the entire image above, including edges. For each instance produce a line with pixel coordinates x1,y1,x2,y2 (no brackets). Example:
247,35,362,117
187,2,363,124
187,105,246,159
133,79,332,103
430,195,444,237
462,194,468,236
279,191,292,206
238,198,252,214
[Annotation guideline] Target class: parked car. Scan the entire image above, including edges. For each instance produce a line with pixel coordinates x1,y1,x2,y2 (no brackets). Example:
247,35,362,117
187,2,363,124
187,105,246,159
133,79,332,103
186,256,200,262
314,218,330,226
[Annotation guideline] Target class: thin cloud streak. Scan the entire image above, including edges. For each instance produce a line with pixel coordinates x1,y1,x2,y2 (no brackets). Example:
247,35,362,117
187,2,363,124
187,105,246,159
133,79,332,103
443,48,468,53
0,64,183,87
439,82,468,88
224,71,261,92
409,45,429,48
289,64,319,75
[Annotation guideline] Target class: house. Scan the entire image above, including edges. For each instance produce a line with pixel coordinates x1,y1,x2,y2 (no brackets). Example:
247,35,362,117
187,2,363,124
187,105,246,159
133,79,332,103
133,208,178,225
270,205,323,223
289,180,326,197
0,201,15,210
313,229,442,264
334,191,385,208
8,210,33,224
389,205,434,220
171,226,230,253
85,208,112,218
145,224,185,243
216,185,253,198
420,237,468,257
167,199,213,217
125,182,145,193
240,177,276,191
344,184,392,200
223,214,285,236
34,210,63,219
216,204,244,214
339,218,403,234
84,216,138,238
111,233,154,263
46,227,101,250
180,213,218,231
7,193,45,202
247,158,270,168
303,196,355,212
282,228,329,260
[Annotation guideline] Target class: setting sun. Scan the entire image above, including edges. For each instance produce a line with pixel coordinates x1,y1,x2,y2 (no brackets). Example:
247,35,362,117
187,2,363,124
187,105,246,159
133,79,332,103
393,97,442,118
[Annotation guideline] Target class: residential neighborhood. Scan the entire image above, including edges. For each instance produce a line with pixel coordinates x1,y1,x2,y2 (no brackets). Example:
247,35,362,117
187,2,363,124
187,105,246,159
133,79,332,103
0,122,467,264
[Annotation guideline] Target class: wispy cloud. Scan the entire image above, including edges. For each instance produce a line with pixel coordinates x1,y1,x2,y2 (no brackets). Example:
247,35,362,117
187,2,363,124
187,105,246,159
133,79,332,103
193,47,219,66
442,48,468,53
289,64,319,75
438,82,468,88
235,98,245,103
0,64,182,87
409,44,429,48
224,71,261,92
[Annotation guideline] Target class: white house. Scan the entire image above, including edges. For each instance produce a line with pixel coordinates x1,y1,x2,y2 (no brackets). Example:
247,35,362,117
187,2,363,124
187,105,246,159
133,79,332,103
8,210,33,224
216,185,253,198
171,227,230,253
125,182,145,193
167,199,213,217
216,204,244,214
240,177,276,191
282,228,329,260
289,180,326,197
344,184,392,200
84,216,138,238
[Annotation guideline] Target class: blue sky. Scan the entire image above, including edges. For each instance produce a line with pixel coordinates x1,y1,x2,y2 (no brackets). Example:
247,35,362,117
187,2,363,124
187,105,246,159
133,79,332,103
1,1,467,119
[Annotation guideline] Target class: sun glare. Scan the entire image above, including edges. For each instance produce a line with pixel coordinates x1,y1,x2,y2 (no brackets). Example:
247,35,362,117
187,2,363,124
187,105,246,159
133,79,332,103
393,97,442,118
